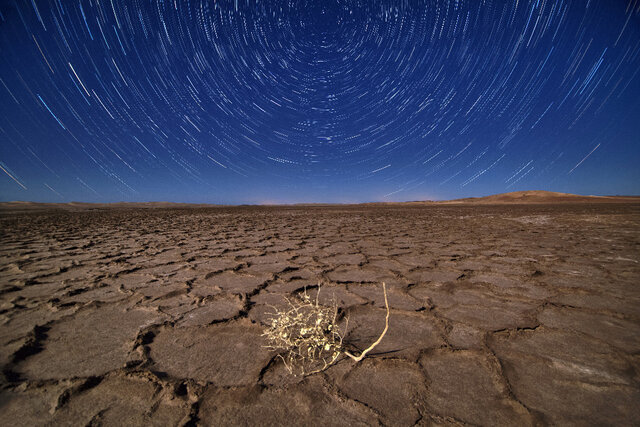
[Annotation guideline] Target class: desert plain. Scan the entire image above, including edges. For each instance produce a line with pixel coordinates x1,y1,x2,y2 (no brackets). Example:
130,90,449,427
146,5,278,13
0,195,639,425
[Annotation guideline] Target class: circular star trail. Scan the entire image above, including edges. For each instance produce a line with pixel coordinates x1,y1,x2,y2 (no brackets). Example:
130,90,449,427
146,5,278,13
0,1,639,203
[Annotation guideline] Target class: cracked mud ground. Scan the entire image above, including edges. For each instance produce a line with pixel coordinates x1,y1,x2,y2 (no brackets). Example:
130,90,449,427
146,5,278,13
0,204,638,426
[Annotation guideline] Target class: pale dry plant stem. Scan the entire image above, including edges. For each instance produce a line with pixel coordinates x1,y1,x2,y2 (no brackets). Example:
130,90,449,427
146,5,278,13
262,282,390,375
344,282,389,362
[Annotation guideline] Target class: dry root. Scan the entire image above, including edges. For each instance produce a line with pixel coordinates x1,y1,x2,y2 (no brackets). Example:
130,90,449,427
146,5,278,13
262,282,389,376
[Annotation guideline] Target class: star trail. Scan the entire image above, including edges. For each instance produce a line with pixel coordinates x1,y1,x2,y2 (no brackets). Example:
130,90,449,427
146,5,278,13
0,0,639,203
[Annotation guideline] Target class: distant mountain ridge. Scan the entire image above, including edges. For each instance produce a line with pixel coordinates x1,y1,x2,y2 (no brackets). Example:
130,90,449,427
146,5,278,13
0,201,221,211
1,190,639,211
438,190,640,204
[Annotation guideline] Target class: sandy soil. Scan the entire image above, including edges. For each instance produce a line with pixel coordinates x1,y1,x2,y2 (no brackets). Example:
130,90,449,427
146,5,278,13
0,203,638,425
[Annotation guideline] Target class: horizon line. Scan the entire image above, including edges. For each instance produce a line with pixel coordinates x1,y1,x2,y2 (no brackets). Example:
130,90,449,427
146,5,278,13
2,190,640,207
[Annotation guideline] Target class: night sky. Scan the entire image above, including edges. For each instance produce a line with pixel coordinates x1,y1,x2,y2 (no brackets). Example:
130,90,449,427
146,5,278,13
0,1,639,204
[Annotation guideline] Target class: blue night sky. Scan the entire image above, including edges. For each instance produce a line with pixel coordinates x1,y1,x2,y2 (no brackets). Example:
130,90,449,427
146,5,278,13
0,0,639,204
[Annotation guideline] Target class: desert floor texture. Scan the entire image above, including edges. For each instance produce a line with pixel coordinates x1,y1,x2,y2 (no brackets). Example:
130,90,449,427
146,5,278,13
0,203,639,425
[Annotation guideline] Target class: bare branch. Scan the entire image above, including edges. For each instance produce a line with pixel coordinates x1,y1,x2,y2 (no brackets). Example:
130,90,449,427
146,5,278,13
344,282,389,362
262,282,390,376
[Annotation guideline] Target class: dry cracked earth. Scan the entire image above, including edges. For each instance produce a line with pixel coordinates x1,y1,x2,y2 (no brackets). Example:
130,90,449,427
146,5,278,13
0,204,638,426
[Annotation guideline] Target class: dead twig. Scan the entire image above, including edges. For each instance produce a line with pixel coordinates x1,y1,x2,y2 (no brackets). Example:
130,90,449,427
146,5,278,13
262,282,389,375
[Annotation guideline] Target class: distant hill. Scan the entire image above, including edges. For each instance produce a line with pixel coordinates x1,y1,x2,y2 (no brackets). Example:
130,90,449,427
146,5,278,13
0,201,221,212
438,190,640,204
1,190,639,211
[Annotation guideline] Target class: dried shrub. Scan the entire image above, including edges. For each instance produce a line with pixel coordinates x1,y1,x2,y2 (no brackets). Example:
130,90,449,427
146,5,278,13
262,282,389,375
